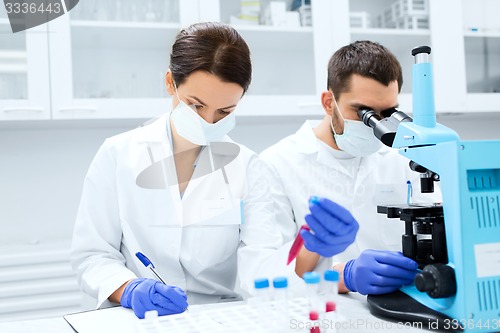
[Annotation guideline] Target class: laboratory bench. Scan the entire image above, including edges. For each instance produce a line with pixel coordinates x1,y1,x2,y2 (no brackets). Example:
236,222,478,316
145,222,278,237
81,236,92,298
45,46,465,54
0,293,432,333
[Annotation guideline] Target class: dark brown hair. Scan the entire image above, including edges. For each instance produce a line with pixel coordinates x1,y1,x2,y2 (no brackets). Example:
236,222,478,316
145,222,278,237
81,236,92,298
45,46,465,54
327,40,403,98
170,22,252,93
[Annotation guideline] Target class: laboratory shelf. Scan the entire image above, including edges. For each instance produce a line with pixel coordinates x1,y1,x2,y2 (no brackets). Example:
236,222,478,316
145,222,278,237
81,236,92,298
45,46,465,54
464,31,500,38
230,24,313,52
350,27,430,36
230,24,313,34
71,21,179,50
350,30,431,47
0,50,27,75
70,20,180,30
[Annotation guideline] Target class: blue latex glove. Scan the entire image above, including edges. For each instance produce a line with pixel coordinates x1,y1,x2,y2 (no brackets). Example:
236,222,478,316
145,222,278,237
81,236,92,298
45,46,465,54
344,249,418,295
300,196,359,257
120,278,188,319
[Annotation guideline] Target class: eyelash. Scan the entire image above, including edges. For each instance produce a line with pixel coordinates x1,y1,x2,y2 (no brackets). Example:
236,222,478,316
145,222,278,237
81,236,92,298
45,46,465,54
191,103,231,115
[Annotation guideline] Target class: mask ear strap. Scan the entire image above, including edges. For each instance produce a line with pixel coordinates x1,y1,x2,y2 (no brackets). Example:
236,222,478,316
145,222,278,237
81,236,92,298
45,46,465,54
331,92,345,135
169,70,181,103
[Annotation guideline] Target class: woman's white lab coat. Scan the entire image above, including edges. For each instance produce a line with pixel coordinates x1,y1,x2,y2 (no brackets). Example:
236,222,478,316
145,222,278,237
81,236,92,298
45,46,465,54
260,120,441,264
70,114,294,308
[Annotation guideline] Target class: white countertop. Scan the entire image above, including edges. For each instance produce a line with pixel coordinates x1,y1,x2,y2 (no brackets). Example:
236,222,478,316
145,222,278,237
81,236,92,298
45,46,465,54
0,293,430,333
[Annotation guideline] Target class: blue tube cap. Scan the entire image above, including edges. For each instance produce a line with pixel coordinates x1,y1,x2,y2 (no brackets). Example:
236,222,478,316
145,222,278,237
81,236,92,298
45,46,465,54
303,272,320,284
324,270,339,282
254,278,270,289
273,277,288,289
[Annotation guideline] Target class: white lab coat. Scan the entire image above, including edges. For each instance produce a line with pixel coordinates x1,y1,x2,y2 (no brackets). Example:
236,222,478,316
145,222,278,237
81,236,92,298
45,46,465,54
260,120,441,265
70,113,301,309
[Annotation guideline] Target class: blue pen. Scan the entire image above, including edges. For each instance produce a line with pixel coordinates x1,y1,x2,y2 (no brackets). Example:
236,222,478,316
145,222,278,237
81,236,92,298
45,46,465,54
136,252,189,312
406,180,412,205
136,252,166,284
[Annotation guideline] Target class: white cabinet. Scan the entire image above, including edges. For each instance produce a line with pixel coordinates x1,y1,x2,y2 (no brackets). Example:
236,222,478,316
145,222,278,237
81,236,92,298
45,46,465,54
196,0,335,116
0,10,51,120
0,0,499,121
344,0,432,112
461,0,500,112
48,0,193,120
47,0,332,118
344,0,499,114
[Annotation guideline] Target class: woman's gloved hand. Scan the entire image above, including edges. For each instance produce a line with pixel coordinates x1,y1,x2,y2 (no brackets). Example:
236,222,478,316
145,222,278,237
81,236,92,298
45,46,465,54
120,278,188,319
300,196,359,257
343,250,418,295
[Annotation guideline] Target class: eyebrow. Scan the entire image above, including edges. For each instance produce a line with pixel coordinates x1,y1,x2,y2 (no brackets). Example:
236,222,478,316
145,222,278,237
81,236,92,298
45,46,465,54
188,95,237,110
349,102,400,110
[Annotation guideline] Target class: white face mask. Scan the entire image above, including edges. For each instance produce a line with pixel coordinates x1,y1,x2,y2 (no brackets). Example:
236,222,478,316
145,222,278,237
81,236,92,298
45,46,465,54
170,83,236,145
330,94,382,157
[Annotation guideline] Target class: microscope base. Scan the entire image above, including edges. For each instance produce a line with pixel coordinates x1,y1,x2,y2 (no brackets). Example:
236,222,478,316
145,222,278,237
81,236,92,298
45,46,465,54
367,290,462,332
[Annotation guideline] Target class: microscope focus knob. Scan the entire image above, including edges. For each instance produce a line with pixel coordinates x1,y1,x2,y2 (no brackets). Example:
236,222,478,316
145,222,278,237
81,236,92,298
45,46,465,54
415,264,456,298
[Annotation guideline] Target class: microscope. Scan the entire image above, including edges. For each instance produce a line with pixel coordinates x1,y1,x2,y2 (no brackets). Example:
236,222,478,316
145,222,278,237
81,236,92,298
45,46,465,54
359,46,500,332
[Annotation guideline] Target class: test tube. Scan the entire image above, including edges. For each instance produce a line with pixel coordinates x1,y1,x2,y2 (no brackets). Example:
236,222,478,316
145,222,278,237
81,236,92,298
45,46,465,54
272,277,289,329
252,278,272,326
303,272,321,313
273,276,289,301
324,270,339,333
324,270,339,303
253,278,271,303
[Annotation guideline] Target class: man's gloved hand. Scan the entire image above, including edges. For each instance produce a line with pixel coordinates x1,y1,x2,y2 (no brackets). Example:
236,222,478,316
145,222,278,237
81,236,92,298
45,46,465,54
300,196,359,257
344,249,418,295
120,278,188,319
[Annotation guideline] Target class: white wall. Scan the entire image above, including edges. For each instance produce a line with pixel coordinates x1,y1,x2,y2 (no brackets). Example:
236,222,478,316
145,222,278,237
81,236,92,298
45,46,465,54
1,113,500,245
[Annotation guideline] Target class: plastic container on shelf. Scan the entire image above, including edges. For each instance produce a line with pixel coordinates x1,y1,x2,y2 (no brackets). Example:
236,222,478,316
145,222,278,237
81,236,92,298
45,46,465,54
240,0,262,25
393,0,429,18
396,15,429,30
292,0,311,27
378,0,429,30
382,7,396,29
350,11,371,29
262,1,287,26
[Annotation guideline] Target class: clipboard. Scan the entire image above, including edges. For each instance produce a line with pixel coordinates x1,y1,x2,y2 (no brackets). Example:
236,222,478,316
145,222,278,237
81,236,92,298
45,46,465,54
63,306,138,333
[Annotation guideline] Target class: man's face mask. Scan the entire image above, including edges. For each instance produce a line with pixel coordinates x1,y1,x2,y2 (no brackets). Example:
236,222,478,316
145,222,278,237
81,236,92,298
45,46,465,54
330,93,382,157
170,81,236,146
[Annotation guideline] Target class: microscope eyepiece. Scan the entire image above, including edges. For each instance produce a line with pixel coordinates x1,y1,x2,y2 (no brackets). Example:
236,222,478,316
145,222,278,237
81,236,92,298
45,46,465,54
358,108,413,147
381,108,397,118
412,46,431,56
357,109,380,127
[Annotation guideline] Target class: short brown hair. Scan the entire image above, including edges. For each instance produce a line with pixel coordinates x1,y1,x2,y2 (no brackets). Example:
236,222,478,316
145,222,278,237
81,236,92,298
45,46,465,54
327,40,403,98
170,22,252,93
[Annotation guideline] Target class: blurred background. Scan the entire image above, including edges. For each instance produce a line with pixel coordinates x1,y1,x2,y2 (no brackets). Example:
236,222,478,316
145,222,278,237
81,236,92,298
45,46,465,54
1,0,500,322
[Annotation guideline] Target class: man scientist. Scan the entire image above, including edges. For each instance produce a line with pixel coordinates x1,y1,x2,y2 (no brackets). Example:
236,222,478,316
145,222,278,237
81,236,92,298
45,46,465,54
261,40,439,295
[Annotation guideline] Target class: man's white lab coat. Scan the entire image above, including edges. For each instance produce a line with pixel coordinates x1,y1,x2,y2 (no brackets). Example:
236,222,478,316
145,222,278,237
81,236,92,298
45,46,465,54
260,120,440,264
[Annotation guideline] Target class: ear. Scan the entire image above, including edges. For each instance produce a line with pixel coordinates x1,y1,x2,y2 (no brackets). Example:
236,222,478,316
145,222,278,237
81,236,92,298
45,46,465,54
165,71,175,96
321,91,334,117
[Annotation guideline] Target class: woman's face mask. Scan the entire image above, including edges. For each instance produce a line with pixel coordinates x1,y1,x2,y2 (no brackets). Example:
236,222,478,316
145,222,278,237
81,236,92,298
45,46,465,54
330,93,382,157
170,83,236,146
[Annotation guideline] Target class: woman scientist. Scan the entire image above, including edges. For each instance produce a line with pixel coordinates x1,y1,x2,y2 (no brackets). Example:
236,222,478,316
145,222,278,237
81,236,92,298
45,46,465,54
70,22,279,318
70,22,358,319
